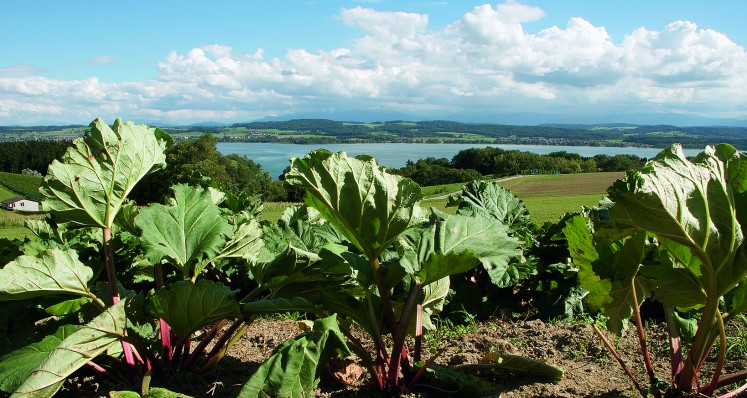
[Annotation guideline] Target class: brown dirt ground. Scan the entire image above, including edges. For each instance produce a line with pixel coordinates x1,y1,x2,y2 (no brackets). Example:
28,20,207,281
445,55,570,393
54,317,746,398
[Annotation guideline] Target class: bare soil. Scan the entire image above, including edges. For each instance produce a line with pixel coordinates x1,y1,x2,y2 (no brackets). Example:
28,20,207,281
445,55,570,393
497,172,624,197
55,316,746,398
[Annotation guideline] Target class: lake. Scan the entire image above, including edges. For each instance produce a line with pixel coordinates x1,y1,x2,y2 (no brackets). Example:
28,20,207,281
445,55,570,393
216,142,700,179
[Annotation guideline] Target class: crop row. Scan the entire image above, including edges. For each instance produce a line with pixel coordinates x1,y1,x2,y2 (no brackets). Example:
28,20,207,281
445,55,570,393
0,171,43,201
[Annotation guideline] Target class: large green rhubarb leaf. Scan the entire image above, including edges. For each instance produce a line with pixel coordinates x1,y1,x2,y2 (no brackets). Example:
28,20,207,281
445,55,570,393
284,150,423,260
214,218,263,262
565,216,652,334
564,217,609,310
0,248,95,301
638,265,706,309
400,211,521,286
608,144,747,295
448,180,532,229
235,314,350,398
249,245,324,292
0,325,78,393
12,299,127,398
136,184,232,276
148,280,240,342
420,276,450,331
40,118,166,228
242,296,320,317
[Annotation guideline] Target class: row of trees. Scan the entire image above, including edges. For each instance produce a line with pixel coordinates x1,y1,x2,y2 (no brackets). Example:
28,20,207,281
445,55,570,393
391,148,647,187
390,157,482,186
451,148,645,176
0,140,71,175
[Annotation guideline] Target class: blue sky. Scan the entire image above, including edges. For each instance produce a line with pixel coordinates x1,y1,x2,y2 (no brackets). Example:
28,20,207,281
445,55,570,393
2,1,747,125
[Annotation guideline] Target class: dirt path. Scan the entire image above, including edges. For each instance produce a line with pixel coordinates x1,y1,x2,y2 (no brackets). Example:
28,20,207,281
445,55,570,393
424,175,525,200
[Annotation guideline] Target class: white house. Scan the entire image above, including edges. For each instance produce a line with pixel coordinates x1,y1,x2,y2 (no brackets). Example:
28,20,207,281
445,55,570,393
1,197,40,212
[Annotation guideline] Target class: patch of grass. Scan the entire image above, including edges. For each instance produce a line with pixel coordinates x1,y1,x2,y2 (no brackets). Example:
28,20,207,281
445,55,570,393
421,181,468,198
523,194,606,224
726,315,747,360
0,171,44,200
0,226,32,240
425,310,479,351
420,172,622,224
260,172,622,225
550,313,608,330
0,184,17,201
0,208,43,225
0,208,43,239
262,312,306,321
259,202,298,222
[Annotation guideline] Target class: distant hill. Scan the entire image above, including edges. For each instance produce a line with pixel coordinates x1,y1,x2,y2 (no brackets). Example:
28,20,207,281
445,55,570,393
251,111,747,128
3,117,747,149
188,121,229,127
253,110,419,124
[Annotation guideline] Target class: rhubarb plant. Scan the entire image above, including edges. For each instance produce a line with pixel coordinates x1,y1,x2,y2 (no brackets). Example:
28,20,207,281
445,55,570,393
0,118,166,396
570,144,747,397
447,180,587,320
0,119,266,397
259,150,561,395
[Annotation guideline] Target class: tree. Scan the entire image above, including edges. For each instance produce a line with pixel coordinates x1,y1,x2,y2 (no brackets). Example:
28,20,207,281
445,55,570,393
391,157,482,186
167,134,232,188
222,153,272,196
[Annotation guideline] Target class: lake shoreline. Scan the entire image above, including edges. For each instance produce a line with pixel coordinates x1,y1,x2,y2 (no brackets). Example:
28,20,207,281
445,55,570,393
217,142,702,180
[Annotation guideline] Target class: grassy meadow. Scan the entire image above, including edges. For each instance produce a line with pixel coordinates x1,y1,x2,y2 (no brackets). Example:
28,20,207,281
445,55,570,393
496,172,624,223
420,172,624,224
0,184,17,201
259,171,624,224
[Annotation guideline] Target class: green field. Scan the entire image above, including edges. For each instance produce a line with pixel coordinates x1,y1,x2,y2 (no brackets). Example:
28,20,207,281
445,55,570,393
0,208,44,239
419,172,623,224
0,172,44,200
259,172,625,224
0,184,17,200
497,172,623,197
259,202,296,222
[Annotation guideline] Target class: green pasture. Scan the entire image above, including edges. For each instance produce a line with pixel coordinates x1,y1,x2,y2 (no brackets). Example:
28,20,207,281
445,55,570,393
259,172,624,224
472,172,622,224
0,209,44,240
259,202,297,222
0,185,16,201
0,226,33,239
522,194,606,224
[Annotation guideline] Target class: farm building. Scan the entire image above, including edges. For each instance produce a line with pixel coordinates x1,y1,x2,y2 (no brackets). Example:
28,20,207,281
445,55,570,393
1,197,40,212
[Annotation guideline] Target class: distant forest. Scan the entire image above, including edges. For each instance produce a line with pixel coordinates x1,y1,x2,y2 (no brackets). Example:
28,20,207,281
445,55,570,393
3,119,747,148
223,119,747,148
